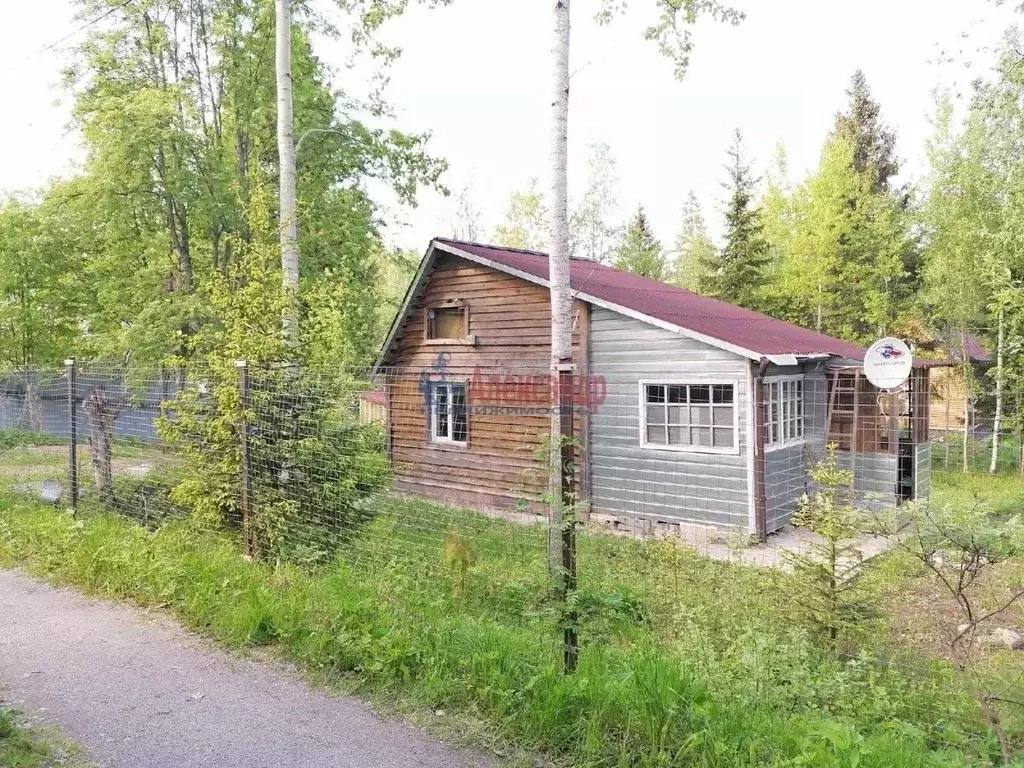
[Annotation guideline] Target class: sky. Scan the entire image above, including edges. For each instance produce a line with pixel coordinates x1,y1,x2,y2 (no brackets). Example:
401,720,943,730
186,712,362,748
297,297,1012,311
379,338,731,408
0,0,1019,254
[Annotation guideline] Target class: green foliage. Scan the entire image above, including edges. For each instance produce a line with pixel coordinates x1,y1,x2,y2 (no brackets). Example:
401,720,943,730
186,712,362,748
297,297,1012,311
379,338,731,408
834,70,901,194
786,446,874,652
613,206,666,279
701,129,769,309
155,188,390,561
443,531,478,596
0,493,1003,767
0,709,50,768
570,142,623,263
0,430,67,450
0,198,84,366
493,179,548,251
0,0,445,369
671,190,717,291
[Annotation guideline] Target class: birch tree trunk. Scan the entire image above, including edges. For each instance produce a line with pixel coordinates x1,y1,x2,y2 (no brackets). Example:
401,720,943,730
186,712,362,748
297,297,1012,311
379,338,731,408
276,0,300,349
962,330,971,474
990,306,1005,474
548,0,572,578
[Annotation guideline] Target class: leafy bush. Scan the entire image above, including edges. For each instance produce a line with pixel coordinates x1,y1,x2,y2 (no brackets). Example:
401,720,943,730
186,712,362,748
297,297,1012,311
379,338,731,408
153,191,390,562
109,469,189,527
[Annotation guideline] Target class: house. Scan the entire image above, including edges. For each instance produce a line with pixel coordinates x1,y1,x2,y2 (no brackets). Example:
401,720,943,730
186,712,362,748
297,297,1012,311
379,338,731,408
358,389,388,424
373,238,934,539
926,333,991,434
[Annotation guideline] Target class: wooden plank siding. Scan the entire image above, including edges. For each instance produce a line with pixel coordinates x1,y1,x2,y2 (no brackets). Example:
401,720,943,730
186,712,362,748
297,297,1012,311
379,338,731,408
381,253,588,511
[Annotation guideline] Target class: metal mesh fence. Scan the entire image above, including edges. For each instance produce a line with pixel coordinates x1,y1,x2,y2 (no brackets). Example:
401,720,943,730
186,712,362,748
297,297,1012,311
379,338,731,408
1,359,1022,760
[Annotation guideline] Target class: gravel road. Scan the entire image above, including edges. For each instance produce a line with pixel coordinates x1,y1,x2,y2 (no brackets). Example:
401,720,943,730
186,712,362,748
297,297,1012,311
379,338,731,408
0,569,493,768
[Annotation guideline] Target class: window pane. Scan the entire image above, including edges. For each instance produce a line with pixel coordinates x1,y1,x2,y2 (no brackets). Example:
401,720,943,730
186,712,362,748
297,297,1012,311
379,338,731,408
713,406,733,426
692,426,712,447
646,404,667,425
646,424,667,443
690,405,711,425
646,385,666,403
667,405,686,425
690,385,710,404
668,426,689,445
713,384,733,404
667,385,686,403
434,385,449,438
452,385,467,442
713,427,734,447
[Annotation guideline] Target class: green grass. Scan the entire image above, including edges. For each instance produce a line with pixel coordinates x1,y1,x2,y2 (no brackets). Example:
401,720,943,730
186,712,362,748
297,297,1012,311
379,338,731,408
0,489,1009,767
0,706,92,768
0,429,66,450
0,708,48,768
931,470,1024,520
931,433,1023,476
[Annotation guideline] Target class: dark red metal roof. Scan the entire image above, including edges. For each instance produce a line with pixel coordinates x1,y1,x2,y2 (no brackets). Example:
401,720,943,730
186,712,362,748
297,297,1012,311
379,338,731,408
435,238,870,360
361,389,387,406
961,333,991,363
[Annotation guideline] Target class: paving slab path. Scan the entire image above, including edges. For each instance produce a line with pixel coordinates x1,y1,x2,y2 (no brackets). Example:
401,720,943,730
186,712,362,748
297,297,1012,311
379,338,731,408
0,569,493,768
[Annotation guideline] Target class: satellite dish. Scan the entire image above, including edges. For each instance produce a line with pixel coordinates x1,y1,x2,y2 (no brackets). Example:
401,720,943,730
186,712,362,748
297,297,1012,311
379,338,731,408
864,337,913,390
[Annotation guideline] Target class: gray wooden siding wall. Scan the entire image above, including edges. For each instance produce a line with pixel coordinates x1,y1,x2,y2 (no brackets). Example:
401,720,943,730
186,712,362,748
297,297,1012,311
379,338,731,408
837,452,897,507
914,443,931,500
763,362,828,530
588,307,751,529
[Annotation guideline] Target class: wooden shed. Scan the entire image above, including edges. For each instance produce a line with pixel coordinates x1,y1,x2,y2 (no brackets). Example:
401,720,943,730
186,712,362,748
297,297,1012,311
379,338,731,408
374,238,935,539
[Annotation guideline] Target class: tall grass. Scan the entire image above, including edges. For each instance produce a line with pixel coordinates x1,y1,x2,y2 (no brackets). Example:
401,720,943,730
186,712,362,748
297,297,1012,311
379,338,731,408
0,493,1004,767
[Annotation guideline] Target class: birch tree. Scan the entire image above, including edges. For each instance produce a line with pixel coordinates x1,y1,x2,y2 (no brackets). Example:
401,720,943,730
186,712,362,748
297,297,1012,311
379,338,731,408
277,0,300,349
543,0,743,619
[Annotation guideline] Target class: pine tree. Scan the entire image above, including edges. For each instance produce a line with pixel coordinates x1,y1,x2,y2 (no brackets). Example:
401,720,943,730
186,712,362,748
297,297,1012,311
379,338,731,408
671,191,717,291
614,206,666,280
702,130,769,308
833,70,899,194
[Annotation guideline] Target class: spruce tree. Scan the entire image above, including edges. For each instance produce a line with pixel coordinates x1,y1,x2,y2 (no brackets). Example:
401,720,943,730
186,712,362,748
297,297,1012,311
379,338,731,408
833,70,899,194
614,206,666,280
702,129,768,309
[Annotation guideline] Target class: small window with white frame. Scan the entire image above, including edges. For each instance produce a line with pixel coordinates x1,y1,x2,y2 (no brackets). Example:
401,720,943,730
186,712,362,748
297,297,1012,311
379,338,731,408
430,381,468,445
640,382,737,452
764,377,804,448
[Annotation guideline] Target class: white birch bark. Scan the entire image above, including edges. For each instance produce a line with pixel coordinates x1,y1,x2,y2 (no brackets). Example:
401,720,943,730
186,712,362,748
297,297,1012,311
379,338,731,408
549,0,572,368
990,306,1005,474
962,330,971,474
548,0,572,577
276,0,300,349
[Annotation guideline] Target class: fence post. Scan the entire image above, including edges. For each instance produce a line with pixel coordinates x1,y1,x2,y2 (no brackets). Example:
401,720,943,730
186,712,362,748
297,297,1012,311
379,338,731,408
556,360,579,673
65,359,78,516
236,360,253,558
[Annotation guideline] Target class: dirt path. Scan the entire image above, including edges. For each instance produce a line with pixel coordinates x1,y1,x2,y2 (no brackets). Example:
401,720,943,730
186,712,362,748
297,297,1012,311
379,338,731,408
0,570,493,768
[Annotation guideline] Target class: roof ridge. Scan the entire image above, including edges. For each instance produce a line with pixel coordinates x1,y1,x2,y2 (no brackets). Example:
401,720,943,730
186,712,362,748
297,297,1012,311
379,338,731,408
432,236,599,263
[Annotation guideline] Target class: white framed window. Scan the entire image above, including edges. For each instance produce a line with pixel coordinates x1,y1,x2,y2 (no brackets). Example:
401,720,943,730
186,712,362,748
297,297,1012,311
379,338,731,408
764,376,804,449
430,381,468,445
638,381,739,454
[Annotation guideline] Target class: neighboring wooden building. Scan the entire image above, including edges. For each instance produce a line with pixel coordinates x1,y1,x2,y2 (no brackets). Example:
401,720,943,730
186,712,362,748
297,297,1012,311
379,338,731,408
927,334,991,433
358,390,388,424
374,239,935,538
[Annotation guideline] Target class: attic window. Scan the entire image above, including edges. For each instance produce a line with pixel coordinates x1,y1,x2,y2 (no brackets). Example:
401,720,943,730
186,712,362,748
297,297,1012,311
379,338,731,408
426,304,468,341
